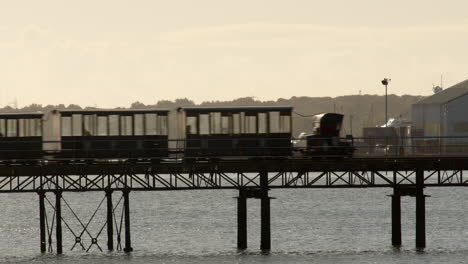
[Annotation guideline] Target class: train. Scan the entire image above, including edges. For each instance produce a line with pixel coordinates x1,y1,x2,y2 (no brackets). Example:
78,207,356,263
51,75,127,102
0,106,354,162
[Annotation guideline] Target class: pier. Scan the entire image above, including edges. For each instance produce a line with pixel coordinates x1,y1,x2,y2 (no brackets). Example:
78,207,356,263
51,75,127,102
0,156,467,253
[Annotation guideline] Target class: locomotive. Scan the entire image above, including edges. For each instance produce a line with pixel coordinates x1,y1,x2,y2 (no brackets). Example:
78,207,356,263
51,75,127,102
0,107,354,161
293,113,354,157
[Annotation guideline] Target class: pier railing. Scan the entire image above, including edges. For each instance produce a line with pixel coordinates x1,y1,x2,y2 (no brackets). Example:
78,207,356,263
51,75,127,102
0,136,467,161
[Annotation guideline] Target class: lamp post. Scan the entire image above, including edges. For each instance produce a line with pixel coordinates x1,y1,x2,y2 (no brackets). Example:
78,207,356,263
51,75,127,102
381,78,391,127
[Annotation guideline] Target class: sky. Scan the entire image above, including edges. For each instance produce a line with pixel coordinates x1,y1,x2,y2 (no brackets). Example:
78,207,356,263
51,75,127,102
1,0,468,108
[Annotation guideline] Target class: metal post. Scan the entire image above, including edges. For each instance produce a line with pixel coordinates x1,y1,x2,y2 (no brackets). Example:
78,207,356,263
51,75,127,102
55,191,63,254
415,169,426,249
106,190,114,251
381,78,390,127
38,192,46,253
391,189,401,247
260,171,271,251
123,189,133,252
237,188,247,249
385,83,388,127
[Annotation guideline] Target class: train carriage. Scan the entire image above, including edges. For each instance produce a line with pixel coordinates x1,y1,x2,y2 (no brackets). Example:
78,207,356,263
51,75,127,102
178,106,293,158
55,109,169,160
0,112,43,160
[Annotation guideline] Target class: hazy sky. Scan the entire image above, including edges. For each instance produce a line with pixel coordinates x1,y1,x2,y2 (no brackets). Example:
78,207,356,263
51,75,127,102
1,0,468,107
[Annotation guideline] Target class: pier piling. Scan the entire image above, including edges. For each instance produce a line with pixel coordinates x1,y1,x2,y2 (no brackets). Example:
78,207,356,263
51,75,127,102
38,192,46,253
391,190,402,247
237,188,247,249
55,191,63,254
416,194,426,248
106,190,114,251
123,189,133,252
260,196,271,251
260,171,271,251
415,169,426,249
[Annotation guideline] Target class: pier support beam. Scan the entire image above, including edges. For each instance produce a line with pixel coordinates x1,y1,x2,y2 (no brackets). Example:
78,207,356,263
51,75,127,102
260,171,271,251
55,191,63,254
38,192,46,253
123,189,133,252
237,188,247,249
106,190,114,251
391,189,401,247
260,195,271,251
415,169,426,249
415,193,426,249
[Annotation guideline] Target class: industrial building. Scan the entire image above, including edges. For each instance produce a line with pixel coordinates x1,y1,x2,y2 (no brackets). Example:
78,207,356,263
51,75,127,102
412,79,468,153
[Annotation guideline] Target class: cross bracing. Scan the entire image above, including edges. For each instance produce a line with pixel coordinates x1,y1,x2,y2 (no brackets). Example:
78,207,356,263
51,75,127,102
0,157,466,193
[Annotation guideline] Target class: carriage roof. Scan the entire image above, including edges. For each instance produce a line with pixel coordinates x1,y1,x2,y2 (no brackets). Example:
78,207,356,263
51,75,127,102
58,109,170,115
179,106,293,113
0,112,43,118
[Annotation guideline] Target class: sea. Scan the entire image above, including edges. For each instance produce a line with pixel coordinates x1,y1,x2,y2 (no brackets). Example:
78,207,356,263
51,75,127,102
0,186,466,263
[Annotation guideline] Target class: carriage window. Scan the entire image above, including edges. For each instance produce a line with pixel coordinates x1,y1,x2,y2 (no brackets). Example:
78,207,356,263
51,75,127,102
18,119,25,137
97,116,108,136
28,119,35,137
83,115,95,136
240,112,246,134
34,119,42,137
61,116,72,136
0,119,5,137
245,115,257,134
199,114,209,135
280,115,291,133
28,119,40,137
186,116,198,135
134,114,144,136
109,115,119,136
232,114,240,134
20,119,32,137
7,119,17,137
25,119,33,137
72,114,82,136
258,113,267,134
24,119,35,137
210,112,222,134
159,115,168,135
269,112,280,133
144,113,157,135
121,116,133,136
24,119,31,137
33,119,42,136
221,116,230,134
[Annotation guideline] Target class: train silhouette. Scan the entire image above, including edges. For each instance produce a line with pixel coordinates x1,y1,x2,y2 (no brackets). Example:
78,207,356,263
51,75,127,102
0,106,354,161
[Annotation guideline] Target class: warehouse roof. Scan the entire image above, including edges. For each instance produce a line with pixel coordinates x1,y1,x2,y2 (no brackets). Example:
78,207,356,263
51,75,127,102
414,79,468,105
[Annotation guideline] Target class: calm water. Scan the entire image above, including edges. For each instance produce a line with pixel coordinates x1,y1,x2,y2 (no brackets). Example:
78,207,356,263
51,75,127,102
0,186,466,263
